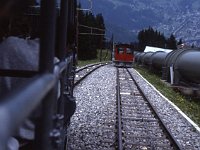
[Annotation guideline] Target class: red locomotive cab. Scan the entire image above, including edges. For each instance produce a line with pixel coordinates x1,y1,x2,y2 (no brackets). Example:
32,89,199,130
114,44,134,67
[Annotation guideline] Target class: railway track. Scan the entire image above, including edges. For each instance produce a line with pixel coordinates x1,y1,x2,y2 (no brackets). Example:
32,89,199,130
74,62,108,86
116,67,181,150
69,65,200,149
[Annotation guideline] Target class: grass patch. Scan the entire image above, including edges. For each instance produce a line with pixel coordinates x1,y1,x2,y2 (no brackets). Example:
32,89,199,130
135,66,200,127
77,49,111,67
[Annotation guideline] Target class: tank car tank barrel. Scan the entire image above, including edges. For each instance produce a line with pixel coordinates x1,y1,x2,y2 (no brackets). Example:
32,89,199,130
174,50,200,84
151,51,168,71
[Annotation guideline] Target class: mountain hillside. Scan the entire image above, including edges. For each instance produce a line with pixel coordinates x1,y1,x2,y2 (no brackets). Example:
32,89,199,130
81,0,200,45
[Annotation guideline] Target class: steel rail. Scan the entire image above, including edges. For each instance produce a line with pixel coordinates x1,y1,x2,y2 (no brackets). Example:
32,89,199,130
116,68,123,150
76,62,104,73
126,68,181,150
74,63,107,86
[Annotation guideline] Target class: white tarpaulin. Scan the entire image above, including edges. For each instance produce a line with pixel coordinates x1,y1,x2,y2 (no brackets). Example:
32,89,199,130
144,46,172,53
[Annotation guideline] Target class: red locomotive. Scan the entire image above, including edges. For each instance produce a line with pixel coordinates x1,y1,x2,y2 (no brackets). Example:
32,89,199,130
113,44,134,67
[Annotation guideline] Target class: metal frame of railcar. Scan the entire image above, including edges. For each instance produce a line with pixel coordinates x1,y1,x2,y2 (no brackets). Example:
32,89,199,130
0,0,77,150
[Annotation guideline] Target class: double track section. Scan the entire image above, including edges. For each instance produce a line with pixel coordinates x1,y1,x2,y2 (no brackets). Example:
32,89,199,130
116,67,181,150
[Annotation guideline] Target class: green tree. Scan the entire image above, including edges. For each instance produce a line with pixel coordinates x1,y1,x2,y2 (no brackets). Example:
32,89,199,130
177,38,183,45
166,34,177,50
137,27,166,51
137,27,179,51
78,8,105,60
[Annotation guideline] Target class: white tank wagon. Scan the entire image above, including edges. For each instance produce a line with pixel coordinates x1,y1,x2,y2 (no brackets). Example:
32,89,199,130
136,48,200,96
162,49,200,85
161,49,200,96
172,50,200,86
162,49,185,82
141,52,154,66
136,52,146,65
135,51,168,73
134,52,142,64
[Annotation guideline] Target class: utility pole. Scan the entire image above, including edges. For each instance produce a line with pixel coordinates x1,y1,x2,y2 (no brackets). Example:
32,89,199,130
100,35,102,62
76,0,93,59
111,34,114,61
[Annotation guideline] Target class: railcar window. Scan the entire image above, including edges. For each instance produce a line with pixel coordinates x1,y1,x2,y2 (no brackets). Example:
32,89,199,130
118,48,124,54
126,48,132,54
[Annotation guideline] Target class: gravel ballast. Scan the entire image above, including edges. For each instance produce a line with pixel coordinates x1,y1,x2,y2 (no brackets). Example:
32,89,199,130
68,65,200,149
68,65,117,150
128,68,200,150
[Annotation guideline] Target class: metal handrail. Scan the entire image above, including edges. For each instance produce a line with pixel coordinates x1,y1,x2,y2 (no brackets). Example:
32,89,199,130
0,73,56,149
54,56,73,78
0,54,75,149
0,0,77,149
